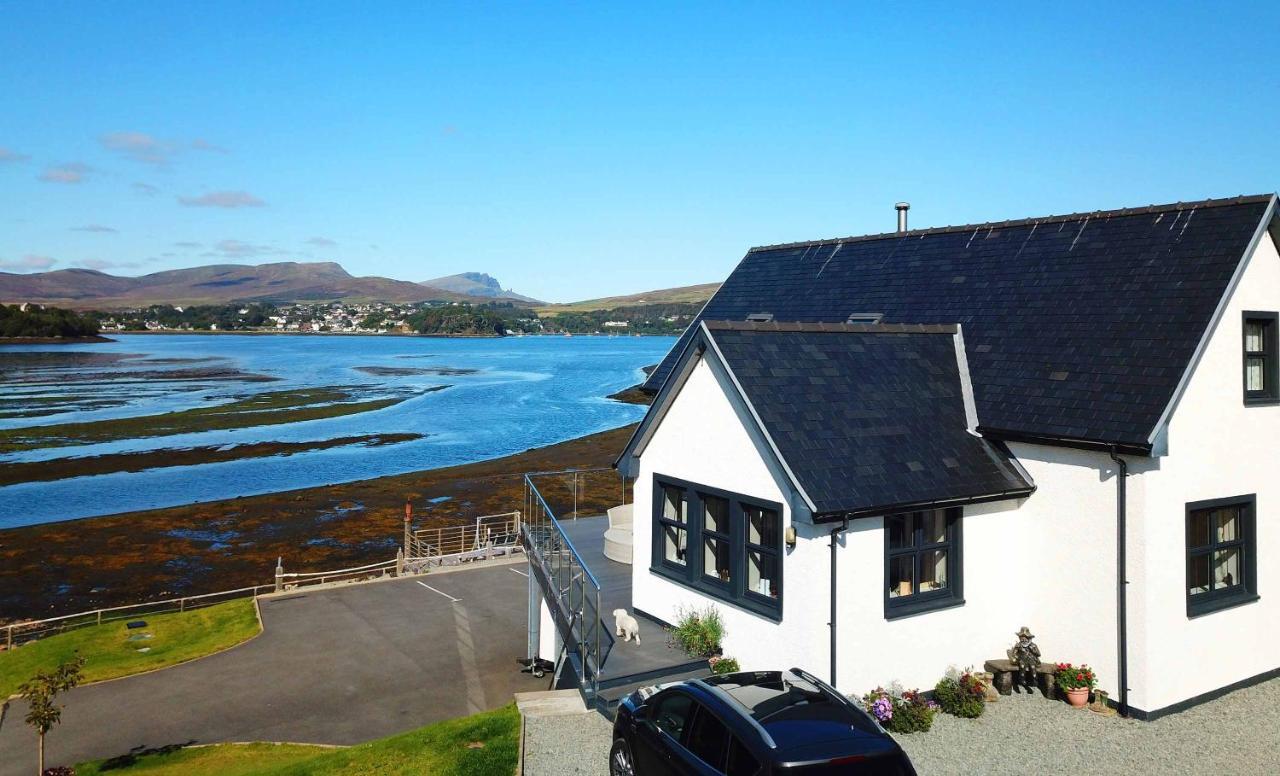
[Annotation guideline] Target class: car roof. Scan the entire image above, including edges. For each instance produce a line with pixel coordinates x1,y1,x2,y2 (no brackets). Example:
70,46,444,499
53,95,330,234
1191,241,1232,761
693,669,891,756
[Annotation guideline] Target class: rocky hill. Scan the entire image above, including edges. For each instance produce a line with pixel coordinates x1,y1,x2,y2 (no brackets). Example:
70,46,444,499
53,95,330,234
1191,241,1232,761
420,272,542,304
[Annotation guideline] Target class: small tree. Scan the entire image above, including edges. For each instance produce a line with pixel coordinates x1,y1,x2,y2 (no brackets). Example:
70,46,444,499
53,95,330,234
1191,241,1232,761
19,656,85,776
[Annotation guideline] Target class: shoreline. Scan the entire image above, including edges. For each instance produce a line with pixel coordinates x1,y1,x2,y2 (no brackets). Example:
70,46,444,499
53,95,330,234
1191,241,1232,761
0,423,641,622
0,335,115,344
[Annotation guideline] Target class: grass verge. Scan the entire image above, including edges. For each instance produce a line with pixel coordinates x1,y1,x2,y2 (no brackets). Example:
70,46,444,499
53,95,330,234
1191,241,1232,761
0,598,260,698
75,703,521,775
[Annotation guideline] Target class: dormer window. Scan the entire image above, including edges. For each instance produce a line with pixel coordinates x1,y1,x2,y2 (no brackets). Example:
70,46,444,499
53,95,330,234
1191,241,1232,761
1243,312,1278,406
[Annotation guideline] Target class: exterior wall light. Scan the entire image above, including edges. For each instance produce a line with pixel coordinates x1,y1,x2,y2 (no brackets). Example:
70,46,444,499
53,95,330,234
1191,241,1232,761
784,525,797,549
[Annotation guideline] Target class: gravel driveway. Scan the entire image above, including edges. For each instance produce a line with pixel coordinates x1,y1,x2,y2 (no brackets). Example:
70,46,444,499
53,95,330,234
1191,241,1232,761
522,678,1280,775
900,678,1280,776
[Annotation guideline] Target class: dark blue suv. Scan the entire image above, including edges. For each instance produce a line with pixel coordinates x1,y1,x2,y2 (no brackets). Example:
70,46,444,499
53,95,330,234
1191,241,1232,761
610,668,916,776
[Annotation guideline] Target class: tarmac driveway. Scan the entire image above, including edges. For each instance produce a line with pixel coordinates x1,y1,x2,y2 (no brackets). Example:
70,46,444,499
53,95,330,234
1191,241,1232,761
0,560,544,775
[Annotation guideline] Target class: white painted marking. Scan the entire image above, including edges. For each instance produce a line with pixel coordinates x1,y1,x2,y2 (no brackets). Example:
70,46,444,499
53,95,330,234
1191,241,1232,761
416,581,460,602
509,568,529,577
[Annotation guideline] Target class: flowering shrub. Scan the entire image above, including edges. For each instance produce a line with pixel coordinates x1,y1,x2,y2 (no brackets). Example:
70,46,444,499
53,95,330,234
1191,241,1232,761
862,683,937,734
708,656,740,675
1055,663,1097,691
933,666,988,718
667,605,724,658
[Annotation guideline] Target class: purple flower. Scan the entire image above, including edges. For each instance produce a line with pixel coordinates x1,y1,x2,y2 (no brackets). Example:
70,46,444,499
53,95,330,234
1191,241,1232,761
871,695,893,721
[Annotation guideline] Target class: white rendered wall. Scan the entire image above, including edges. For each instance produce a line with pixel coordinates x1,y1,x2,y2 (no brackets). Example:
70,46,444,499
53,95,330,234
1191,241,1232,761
631,354,831,678
1134,231,1280,713
630,350,1125,697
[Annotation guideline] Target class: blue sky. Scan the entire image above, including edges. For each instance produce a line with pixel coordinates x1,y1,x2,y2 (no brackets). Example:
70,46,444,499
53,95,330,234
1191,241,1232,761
1,2,1278,302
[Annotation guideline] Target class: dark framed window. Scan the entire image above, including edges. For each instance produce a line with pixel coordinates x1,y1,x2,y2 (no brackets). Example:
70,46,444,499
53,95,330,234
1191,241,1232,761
1243,312,1279,406
657,484,689,571
1186,495,1258,617
651,474,783,620
884,508,963,619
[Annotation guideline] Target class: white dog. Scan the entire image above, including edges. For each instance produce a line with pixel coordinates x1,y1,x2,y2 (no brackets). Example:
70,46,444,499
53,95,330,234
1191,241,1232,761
613,608,641,644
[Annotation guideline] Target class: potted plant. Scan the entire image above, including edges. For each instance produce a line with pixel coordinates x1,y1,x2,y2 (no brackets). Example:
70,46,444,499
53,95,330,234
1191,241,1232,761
1054,663,1096,707
708,656,740,675
667,605,725,658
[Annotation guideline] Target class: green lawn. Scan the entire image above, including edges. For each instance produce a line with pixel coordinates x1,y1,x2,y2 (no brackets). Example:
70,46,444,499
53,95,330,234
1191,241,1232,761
1,598,261,698
76,704,520,776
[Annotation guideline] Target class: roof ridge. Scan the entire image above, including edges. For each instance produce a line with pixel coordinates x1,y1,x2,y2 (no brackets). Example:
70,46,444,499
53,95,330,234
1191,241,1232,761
746,193,1276,253
703,320,958,334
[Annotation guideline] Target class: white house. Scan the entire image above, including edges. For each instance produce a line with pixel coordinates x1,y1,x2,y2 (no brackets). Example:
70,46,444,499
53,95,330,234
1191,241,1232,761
615,194,1280,719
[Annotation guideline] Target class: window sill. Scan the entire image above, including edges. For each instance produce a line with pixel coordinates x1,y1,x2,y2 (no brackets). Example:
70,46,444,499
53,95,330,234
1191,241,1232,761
648,564,782,622
1244,397,1280,407
885,596,966,621
1187,593,1260,619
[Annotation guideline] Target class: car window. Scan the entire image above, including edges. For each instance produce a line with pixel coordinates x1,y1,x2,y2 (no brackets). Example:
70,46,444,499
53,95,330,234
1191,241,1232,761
685,705,731,769
726,736,759,776
653,692,694,741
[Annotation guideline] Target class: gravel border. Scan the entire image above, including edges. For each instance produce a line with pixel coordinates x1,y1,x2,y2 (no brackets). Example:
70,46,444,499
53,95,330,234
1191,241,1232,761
897,678,1280,775
522,711,612,776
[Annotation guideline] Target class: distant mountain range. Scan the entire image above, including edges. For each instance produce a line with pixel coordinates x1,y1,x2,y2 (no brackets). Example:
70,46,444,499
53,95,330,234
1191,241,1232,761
0,262,542,309
420,272,542,304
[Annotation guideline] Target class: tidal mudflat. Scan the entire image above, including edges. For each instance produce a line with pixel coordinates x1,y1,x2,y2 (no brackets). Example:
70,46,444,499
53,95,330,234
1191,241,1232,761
0,333,670,526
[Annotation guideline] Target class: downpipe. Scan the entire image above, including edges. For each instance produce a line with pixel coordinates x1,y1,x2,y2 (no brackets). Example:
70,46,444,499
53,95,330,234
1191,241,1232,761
829,518,849,687
1109,447,1130,717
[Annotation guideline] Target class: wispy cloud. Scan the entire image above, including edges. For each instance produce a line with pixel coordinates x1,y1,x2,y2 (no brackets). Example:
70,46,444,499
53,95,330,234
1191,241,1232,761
178,190,266,208
39,162,92,184
173,241,202,249
0,147,30,163
0,255,57,271
191,138,228,153
132,182,160,196
305,236,337,247
71,224,118,233
213,239,277,258
101,131,174,165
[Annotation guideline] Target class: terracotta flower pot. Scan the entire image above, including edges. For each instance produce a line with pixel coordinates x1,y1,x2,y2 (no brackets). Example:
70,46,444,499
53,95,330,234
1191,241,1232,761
1064,687,1090,707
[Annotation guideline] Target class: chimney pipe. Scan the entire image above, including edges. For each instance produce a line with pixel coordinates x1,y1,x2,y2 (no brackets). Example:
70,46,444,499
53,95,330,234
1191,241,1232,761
895,202,910,233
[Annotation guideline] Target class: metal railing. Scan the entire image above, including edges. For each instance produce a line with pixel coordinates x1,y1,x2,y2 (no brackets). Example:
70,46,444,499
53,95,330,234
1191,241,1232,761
521,472,614,706
3,584,273,651
405,511,523,568
523,467,626,521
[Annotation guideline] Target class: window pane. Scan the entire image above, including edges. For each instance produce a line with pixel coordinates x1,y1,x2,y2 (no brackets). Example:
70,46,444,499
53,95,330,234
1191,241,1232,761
664,525,687,565
1245,321,1266,352
1188,553,1210,596
887,514,912,549
686,707,731,769
920,549,948,592
703,536,731,583
1187,510,1211,549
889,554,914,598
748,549,778,598
1216,507,1239,542
663,487,687,524
704,496,729,535
1247,356,1266,392
726,737,759,776
747,505,778,547
921,510,947,544
654,693,693,740
1213,548,1241,590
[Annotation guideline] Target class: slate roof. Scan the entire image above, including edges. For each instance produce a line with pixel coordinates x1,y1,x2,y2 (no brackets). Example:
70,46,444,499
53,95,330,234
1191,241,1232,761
645,195,1279,452
701,321,1033,518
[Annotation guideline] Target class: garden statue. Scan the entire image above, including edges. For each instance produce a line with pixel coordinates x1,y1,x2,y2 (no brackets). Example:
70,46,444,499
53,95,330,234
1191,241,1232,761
1006,626,1041,692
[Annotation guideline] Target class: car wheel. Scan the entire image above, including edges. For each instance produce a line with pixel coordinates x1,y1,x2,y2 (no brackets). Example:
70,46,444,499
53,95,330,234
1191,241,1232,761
609,737,636,776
